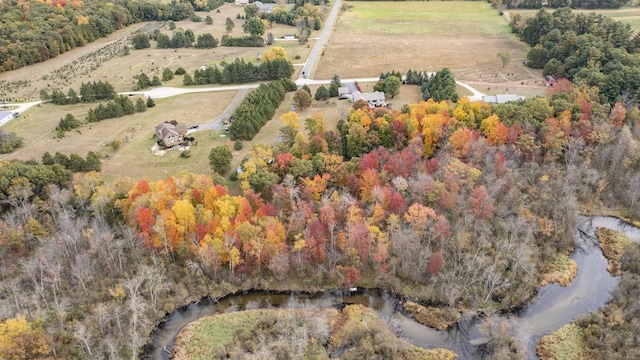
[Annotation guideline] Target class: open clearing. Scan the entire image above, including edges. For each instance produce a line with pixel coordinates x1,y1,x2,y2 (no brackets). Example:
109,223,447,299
318,1,546,96
0,91,238,181
514,7,640,32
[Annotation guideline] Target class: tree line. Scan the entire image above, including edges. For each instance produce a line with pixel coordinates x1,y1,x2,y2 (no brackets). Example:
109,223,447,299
41,80,117,105
511,7,640,104
42,151,101,173
0,0,201,72
185,58,294,86
229,78,297,140
498,0,628,9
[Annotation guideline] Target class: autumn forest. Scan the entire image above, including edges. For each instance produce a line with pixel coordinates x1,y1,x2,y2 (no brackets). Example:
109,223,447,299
1,1,640,360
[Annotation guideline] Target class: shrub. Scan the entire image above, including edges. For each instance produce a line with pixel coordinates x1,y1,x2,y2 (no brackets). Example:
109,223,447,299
234,140,243,150
175,67,187,75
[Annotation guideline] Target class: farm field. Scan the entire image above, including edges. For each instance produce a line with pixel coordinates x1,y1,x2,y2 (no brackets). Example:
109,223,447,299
513,7,640,32
318,1,546,97
0,3,314,101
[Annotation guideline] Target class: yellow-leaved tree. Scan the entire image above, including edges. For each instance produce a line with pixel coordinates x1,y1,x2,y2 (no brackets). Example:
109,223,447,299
261,46,287,62
0,316,51,360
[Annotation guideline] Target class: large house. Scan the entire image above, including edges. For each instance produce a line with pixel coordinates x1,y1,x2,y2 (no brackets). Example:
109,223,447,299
481,94,525,104
349,91,386,107
155,122,187,147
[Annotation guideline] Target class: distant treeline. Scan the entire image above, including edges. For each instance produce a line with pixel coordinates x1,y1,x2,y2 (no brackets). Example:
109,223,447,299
511,7,640,103
345,0,627,7
0,0,229,72
502,0,628,9
186,58,294,85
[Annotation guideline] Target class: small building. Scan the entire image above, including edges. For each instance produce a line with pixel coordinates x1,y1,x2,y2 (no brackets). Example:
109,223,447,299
155,122,188,148
350,91,386,107
481,94,525,104
235,0,249,5
338,87,350,99
283,34,296,40
544,75,556,87
252,1,275,13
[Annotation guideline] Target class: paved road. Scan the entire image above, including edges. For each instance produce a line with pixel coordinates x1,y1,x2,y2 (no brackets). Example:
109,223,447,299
298,0,343,81
1,0,487,129
0,101,43,127
197,88,247,131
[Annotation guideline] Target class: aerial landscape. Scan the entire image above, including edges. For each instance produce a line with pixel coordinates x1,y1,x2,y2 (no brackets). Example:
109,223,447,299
1,0,640,359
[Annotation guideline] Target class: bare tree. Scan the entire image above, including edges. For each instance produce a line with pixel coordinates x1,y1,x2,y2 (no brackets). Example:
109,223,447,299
71,253,94,296
74,321,95,358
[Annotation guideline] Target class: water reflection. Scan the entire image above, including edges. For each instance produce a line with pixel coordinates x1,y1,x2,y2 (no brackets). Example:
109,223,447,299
144,216,638,360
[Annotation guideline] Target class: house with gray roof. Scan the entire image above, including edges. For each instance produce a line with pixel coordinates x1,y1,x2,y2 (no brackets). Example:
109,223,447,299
482,94,525,104
350,91,386,107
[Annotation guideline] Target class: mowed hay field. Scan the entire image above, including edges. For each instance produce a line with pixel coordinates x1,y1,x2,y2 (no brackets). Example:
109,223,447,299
514,7,640,32
0,3,313,100
317,1,531,79
0,91,238,181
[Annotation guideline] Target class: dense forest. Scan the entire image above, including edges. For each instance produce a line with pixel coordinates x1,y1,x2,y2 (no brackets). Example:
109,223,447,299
2,2,640,359
511,7,640,104
0,0,326,72
0,0,204,72
1,72,640,358
499,0,629,9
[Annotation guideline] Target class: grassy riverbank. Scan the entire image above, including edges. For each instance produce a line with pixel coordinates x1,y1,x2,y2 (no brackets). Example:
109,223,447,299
540,253,578,286
595,227,633,276
402,301,461,331
537,324,586,360
173,305,456,360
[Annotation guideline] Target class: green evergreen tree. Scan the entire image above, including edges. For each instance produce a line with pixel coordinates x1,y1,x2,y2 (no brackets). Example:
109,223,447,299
162,68,174,81
428,68,458,102
146,96,156,108
135,97,147,112
315,85,329,101
183,73,194,86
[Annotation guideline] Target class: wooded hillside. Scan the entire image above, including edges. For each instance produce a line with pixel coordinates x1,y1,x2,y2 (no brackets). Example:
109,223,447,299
0,0,206,72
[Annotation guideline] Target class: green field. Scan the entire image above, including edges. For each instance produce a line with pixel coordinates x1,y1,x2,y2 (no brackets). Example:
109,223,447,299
343,1,513,37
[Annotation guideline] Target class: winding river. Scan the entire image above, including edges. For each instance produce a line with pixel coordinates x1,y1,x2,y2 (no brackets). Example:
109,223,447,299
143,216,640,360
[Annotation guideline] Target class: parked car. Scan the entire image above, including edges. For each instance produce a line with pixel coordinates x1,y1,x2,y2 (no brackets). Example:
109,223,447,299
187,124,199,130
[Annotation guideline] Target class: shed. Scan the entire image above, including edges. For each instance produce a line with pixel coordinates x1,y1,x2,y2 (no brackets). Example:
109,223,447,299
481,94,525,104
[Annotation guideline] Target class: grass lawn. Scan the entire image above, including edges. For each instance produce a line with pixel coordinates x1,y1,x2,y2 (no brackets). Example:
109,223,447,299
0,91,239,182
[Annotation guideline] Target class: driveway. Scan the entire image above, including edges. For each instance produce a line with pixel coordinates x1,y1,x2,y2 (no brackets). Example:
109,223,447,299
298,0,343,80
